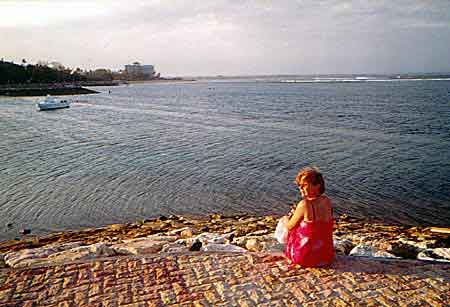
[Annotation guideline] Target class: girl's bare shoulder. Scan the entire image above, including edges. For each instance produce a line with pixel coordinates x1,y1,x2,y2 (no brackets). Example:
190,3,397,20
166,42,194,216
297,199,306,206
296,199,310,210
292,199,308,217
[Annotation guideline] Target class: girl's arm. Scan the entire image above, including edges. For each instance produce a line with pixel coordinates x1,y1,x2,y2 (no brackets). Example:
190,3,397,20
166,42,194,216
286,200,305,230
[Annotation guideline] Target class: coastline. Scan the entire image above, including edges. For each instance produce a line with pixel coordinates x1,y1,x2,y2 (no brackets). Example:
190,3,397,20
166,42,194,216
0,81,127,97
0,85,99,97
0,79,195,97
1,214,449,269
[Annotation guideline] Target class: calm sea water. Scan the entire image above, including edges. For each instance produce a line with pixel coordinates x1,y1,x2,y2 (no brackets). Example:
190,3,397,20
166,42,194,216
1,78,449,241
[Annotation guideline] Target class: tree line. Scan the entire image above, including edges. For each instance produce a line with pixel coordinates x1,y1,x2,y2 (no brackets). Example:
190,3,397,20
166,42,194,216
0,59,163,85
0,60,88,85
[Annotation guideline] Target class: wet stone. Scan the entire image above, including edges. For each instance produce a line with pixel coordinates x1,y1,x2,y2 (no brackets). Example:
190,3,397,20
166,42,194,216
161,241,189,253
189,241,202,252
201,243,247,253
245,238,262,252
109,224,127,231
417,248,450,262
0,254,6,268
349,244,399,259
210,214,222,220
112,239,167,255
388,242,420,259
334,239,354,255
434,236,450,248
180,228,194,238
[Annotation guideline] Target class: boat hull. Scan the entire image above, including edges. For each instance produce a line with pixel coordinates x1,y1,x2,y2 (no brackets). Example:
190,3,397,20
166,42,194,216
37,103,70,111
36,97,71,111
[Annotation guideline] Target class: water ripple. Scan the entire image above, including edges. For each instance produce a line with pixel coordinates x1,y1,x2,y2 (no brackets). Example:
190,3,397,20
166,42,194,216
1,81,449,240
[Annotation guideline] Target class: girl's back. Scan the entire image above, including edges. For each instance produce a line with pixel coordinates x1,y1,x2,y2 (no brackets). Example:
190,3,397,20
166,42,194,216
285,196,334,267
303,196,333,222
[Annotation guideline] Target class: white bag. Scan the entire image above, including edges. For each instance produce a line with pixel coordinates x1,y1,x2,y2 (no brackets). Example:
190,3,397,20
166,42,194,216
274,216,289,244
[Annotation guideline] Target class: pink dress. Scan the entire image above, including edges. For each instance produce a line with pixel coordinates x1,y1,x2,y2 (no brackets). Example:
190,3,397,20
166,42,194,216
285,218,335,267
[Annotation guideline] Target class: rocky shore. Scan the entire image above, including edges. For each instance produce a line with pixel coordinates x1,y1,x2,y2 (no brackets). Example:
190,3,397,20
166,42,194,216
1,214,449,269
0,86,98,97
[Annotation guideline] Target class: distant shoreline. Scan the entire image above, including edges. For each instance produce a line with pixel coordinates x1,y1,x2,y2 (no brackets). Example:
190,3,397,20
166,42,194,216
0,87,99,97
0,79,198,97
0,82,115,97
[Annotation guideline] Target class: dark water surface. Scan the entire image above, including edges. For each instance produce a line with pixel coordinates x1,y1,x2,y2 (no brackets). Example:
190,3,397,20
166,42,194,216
1,79,449,241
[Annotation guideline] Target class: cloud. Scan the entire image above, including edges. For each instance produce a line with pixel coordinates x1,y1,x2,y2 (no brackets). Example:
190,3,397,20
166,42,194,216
0,0,114,27
1,0,449,75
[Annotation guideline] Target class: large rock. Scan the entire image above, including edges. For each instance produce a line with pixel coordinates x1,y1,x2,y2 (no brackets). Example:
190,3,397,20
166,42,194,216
144,221,171,232
109,224,127,231
189,241,202,251
210,214,222,220
334,239,354,255
433,248,450,260
167,227,192,236
187,232,232,245
0,254,6,269
48,243,116,262
232,236,249,247
112,239,168,255
349,244,400,259
166,227,197,239
201,243,247,253
417,248,450,262
260,240,285,253
5,243,115,268
433,235,450,248
160,241,189,253
122,234,177,244
245,238,262,252
398,238,436,250
180,228,194,238
113,234,178,255
232,234,283,253
4,242,83,268
388,241,420,259
247,229,271,236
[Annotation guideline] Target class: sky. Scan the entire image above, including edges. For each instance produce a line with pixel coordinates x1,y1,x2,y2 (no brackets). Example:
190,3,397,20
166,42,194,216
1,0,450,76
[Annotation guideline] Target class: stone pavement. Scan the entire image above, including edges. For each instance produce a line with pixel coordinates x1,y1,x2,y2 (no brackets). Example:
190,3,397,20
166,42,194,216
0,253,448,307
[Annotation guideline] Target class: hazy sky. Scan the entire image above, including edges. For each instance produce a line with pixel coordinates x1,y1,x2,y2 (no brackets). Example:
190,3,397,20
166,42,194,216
1,0,450,76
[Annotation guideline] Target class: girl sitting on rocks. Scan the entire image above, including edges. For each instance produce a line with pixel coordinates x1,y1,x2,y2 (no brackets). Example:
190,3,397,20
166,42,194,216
285,167,335,267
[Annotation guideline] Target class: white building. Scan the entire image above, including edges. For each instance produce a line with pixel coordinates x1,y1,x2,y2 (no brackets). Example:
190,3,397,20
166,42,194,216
124,62,156,79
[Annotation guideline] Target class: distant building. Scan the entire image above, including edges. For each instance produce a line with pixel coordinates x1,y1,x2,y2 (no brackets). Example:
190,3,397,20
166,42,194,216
86,68,113,81
124,62,156,80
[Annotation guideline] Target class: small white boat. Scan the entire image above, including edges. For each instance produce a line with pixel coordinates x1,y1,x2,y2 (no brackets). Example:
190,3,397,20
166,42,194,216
37,96,71,111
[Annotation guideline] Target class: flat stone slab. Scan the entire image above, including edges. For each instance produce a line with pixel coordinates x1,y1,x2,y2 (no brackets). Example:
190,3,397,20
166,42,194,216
0,253,448,306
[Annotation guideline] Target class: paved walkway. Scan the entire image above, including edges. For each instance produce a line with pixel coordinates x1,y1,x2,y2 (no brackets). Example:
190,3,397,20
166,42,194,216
0,253,449,307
